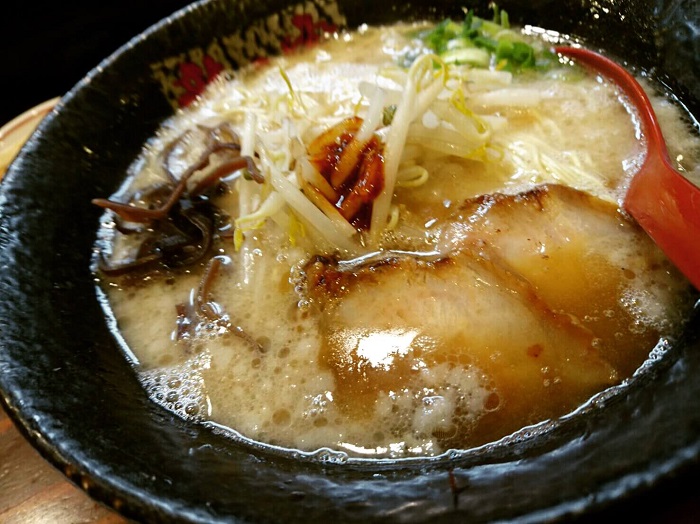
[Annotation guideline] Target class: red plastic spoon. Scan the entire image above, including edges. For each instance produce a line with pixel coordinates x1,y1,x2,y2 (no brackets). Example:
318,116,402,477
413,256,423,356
555,46,700,290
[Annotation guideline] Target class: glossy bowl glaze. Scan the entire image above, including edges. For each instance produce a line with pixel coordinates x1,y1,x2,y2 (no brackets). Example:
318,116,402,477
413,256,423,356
0,0,698,522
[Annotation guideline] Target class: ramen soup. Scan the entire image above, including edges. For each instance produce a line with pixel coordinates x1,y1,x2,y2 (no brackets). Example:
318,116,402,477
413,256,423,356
95,14,700,458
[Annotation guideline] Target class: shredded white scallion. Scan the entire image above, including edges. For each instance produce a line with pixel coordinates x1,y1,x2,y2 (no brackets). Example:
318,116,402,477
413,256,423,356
470,88,543,108
270,168,357,252
370,54,447,236
356,85,386,143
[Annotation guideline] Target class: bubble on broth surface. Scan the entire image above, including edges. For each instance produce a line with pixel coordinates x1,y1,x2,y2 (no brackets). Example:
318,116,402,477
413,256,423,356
139,352,211,421
374,363,492,444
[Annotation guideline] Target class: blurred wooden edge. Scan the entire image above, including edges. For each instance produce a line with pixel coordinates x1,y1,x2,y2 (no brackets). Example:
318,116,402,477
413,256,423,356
0,407,129,523
0,98,60,179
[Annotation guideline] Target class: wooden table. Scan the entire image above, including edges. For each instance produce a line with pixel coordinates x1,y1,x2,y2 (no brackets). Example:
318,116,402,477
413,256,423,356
0,405,128,523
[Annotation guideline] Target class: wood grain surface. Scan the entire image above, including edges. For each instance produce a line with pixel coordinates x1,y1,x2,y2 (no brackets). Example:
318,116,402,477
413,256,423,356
0,406,128,524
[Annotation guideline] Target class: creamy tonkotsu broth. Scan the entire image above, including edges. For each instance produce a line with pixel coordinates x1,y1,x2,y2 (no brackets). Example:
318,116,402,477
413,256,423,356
96,16,699,458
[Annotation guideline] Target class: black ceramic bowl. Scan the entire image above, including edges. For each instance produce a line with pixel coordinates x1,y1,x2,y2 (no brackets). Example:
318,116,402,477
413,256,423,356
1,0,699,522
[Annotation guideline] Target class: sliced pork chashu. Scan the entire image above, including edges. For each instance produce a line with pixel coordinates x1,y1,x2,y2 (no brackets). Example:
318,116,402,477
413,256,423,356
305,184,690,449
437,183,690,377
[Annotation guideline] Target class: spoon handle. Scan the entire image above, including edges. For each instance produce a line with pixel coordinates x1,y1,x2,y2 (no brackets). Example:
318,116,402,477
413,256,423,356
625,154,700,291
556,46,700,290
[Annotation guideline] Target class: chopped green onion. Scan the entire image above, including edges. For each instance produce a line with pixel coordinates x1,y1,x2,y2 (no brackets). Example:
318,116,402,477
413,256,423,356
441,47,491,67
500,9,510,29
417,4,555,74
383,104,397,126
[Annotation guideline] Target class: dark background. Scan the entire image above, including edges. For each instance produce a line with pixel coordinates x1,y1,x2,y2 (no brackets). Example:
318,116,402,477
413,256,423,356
0,1,193,126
